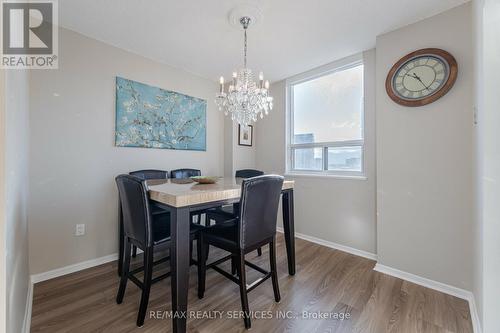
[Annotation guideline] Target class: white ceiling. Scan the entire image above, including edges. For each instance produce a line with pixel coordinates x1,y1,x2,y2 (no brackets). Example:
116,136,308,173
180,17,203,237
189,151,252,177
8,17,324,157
59,0,469,83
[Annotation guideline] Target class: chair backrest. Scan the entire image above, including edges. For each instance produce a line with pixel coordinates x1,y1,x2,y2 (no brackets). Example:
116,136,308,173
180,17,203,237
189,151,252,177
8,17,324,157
238,175,284,250
116,175,153,248
170,168,201,179
129,169,168,180
235,169,264,179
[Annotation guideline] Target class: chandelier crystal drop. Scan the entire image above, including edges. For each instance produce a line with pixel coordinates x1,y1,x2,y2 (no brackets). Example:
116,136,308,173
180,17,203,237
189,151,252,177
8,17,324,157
215,16,273,126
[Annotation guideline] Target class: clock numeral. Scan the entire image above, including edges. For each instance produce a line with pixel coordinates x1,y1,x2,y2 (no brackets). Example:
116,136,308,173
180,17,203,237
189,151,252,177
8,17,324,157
434,63,444,71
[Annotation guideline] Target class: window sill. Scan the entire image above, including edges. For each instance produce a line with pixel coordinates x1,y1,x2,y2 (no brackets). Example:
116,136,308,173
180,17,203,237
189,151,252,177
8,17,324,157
284,172,367,181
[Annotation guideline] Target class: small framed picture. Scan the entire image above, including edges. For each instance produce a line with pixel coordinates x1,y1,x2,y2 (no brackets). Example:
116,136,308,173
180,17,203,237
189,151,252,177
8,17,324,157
238,125,253,147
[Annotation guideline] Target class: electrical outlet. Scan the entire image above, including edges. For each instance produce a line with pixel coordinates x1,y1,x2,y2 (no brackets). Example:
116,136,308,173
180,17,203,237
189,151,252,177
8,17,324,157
75,224,85,236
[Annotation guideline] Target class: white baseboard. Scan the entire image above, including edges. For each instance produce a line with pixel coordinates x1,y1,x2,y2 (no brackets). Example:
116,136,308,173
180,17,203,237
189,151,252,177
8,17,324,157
374,263,482,333
22,279,33,333
276,227,378,261
373,263,470,299
31,253,118,284
468,293,482,333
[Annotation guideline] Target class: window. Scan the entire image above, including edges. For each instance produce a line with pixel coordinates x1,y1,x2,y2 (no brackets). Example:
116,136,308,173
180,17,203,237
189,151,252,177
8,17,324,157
286,55,365,177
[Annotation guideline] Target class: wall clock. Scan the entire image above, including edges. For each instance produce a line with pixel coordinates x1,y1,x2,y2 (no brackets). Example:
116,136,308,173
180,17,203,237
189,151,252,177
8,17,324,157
386,48,458,107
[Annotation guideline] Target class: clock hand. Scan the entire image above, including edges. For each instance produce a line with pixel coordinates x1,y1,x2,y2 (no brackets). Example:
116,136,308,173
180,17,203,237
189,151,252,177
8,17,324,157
404,73,429,90
411,73,430,90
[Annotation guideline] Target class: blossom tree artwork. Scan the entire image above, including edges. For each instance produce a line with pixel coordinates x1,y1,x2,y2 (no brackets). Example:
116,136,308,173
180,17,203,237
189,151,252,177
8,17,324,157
115,77,206,151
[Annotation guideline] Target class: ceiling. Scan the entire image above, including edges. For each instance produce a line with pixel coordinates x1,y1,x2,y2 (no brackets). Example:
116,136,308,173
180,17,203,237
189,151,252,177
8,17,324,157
59,0,469,83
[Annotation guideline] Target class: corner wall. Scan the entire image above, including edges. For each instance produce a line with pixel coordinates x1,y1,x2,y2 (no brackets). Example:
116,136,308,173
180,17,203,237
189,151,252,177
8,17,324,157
473,0,483,328
5,70,31,332
0,68,6,333
223,119,257,177
477,0,500,331
376,3,474,290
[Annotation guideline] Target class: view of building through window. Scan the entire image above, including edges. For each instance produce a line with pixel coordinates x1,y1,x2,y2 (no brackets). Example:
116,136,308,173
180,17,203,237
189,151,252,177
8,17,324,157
289,61,364,174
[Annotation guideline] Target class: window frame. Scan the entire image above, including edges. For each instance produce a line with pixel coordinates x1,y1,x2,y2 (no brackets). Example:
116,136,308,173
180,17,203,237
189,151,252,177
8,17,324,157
285,53,366,178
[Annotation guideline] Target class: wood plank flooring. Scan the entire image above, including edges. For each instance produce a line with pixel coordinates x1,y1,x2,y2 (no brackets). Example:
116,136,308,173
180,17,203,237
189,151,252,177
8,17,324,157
30,234,473,333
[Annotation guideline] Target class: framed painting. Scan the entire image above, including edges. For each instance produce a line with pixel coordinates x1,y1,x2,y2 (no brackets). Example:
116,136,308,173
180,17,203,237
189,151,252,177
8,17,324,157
115,77,206,151
238,124,253,147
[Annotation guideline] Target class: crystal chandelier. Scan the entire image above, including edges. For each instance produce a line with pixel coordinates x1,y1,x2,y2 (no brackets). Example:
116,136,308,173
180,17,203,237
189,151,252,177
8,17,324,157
215,17,273,126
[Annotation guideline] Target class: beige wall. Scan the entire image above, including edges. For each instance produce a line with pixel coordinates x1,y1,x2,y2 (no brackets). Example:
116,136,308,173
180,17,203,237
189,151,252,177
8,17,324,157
0,69,6,333
232,122,257,172
5,70,31,332
376,3,474,290
255,50,377,255
4,70,31,332
29,28,224,274
478,0,500,331
473,0,483,327
223,119,257,177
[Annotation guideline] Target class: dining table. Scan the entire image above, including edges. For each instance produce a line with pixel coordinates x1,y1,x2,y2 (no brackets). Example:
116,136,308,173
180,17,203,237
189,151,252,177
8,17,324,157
118,176,295,333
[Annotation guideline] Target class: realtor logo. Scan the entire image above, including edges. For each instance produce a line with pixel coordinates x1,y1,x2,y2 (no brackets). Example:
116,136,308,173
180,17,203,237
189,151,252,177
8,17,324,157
1,0,58,68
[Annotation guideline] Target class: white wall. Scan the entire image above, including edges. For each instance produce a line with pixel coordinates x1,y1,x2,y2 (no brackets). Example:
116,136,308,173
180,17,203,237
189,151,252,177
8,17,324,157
473,0,484,328
478,0,500,331
28,28,224,274
0,69,6,333
223,119,257,177
232,123,256,172
255,50,377,255
376,3,474,290
4,70,31,332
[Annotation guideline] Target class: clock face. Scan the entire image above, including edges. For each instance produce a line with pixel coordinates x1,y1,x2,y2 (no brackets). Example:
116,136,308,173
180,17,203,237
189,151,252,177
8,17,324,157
392,55,449,100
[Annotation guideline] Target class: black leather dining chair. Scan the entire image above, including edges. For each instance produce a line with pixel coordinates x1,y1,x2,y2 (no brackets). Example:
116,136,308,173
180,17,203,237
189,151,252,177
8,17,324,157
170,168,205,226
206,169,265,256
170,168,201,179
206,169,264,221
128,169,169,257
129,169,168,180
115,175,203,327
197,175,283,329
235,169,264,178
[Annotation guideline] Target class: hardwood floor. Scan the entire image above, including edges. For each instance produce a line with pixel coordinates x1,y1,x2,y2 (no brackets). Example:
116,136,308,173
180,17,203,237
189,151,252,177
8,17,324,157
30,234,473,333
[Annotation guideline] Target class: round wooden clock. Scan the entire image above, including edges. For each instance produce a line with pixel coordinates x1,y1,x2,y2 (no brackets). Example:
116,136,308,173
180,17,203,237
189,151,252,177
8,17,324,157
385,48,458,107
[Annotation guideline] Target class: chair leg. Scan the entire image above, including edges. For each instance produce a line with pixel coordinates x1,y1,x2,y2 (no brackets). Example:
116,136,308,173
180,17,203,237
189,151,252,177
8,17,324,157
269,239,281,302
132,245,137,258
116,238,131,304
190,240,194,265
257,247,262,256
237,251,251,329
198,235,207,299
137,247,153,327
231,255,237,275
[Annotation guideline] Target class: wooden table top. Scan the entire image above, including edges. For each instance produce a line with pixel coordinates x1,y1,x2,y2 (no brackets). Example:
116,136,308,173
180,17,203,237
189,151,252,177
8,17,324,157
148,177,294,208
